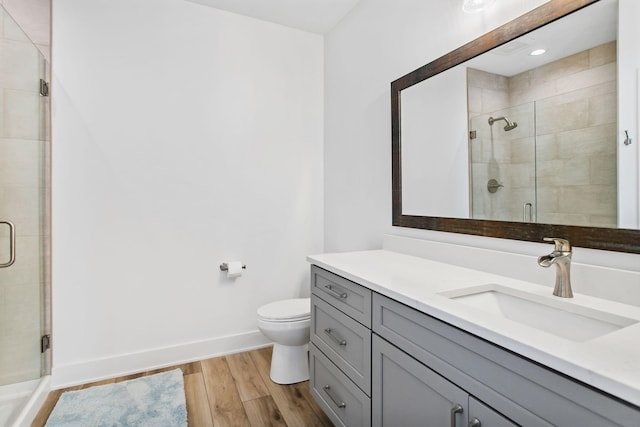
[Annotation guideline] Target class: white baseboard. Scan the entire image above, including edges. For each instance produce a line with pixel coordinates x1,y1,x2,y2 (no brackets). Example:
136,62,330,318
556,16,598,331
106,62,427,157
51,330,271,389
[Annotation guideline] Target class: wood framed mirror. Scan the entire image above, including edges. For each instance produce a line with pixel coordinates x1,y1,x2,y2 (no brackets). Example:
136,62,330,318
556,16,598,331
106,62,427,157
391,0,640,254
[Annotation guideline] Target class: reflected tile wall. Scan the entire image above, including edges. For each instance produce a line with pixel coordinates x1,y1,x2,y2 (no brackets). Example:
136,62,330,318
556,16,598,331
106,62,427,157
532,42,617,227
468,68,536,223
0,5,47,386
468,41,617,227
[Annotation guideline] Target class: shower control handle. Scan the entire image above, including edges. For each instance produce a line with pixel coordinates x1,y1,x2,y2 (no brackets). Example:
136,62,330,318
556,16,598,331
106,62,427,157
487,179,503,193
0,221,16,268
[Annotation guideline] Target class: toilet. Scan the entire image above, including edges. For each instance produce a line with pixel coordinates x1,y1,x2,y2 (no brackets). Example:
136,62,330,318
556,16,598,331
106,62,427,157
257,298,311,384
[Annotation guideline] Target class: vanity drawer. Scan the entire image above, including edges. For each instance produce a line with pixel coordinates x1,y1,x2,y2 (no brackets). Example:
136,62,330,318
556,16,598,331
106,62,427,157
311,265,371,327
310,343,371,427
372,292,640,427
311,294,372,394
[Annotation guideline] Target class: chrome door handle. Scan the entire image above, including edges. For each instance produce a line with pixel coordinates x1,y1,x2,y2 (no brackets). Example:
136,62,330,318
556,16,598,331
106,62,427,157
469,417,481,427
451,403,463,427
323,385,346,409
324,284,347,299
0,221,16,268
324,328,347,346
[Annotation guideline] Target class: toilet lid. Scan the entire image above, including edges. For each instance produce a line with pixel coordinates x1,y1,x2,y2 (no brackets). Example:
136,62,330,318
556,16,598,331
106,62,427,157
257,298,310,322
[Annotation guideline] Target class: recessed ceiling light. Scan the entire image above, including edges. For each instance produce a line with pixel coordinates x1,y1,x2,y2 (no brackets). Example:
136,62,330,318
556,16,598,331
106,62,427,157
530,49,547,56
462,0,496,13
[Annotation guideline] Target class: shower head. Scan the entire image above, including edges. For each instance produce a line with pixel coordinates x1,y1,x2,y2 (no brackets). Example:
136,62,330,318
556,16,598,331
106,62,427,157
503,122,518,131
488,116,518,131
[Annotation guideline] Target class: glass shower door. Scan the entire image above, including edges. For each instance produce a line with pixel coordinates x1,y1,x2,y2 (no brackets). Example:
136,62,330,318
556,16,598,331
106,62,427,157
469,102,536,222
0,5,50,425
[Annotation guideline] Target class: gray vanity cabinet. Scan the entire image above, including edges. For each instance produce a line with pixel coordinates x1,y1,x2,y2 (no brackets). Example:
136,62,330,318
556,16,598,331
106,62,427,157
372,293,640,427
372,334,517,427
310,266,372,427
309,265,640,427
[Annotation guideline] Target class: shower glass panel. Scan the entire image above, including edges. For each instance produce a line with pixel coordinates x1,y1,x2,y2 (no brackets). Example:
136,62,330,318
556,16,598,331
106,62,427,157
470,102,536,222
467,42,618,228
0,4,50,425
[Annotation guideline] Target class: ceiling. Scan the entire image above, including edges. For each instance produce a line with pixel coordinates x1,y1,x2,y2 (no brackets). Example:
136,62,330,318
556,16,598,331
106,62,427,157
186,0,362,34
468,0,617,76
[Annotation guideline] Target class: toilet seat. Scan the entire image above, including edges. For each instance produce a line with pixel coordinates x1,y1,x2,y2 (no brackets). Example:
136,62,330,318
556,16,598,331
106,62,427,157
257,298,310,322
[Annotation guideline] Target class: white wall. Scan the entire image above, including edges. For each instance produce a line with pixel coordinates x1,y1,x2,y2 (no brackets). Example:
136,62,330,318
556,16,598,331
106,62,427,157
324,0,640,272
51,0,323,387
618,0,640,228
401,65,469,218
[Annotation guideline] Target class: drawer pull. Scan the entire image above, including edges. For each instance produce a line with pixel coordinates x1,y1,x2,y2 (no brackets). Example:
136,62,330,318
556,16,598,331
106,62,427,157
323,328,347,346
323,385,346,409
324,284,348,299
469,418,481,427
451,403,463,427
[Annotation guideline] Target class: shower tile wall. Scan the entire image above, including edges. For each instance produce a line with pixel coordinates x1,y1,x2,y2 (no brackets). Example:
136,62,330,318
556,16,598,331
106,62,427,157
468,69,536,222
468,41,617,227
0,6,48,385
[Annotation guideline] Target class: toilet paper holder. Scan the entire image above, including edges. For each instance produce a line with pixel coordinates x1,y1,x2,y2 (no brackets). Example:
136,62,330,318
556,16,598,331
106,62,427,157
219,262,246,271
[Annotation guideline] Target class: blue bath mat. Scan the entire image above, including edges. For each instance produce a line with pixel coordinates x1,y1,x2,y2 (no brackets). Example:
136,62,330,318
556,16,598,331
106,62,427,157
45,368,187,427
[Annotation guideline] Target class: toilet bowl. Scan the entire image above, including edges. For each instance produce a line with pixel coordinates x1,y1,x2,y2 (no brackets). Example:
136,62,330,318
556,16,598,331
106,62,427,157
257,298,311,384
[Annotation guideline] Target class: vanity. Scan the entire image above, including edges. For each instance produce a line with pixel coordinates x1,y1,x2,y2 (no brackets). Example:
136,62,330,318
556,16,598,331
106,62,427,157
307,1,640,424
307,249,640,426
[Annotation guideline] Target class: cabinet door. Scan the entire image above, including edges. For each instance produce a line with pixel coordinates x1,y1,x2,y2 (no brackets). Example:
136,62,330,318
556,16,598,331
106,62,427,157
469,397,519,427
372,335,468,427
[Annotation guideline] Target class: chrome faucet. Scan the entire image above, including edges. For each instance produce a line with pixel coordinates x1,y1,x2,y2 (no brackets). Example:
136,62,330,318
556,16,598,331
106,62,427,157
537,237,573,298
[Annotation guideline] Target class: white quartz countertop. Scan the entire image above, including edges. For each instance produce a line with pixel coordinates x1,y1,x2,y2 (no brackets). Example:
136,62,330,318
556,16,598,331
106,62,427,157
308,249,640,408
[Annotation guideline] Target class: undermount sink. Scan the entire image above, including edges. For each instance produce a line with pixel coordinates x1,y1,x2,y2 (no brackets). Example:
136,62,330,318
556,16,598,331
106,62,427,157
441,284,638,342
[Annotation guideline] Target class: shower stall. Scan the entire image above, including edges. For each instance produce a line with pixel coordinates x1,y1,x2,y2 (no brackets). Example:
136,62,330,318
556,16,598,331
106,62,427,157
470,95,618,228
0,4,51,426
470,102,537,223
468,47,618,229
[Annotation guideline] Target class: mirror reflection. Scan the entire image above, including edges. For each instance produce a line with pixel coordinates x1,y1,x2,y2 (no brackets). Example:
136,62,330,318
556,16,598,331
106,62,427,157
400,0,636,230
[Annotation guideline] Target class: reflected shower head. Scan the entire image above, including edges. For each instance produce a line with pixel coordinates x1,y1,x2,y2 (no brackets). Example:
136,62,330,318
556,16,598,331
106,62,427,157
503,121,518,131
488,116,518,131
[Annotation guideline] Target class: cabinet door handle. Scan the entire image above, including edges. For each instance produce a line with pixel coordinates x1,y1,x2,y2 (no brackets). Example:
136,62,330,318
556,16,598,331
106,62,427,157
324,284,348,299
324,328,347,346
323,385,346,409
469,417,481,427
451,403,463,427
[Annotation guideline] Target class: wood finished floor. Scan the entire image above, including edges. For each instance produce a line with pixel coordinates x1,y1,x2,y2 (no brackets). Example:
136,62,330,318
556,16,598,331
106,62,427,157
32,346,334,427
